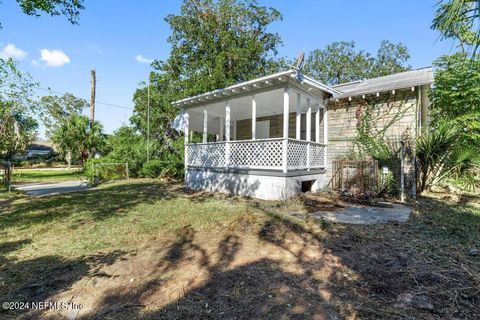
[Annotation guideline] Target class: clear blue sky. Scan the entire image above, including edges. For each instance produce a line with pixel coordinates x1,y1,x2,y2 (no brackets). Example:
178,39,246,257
0,0,454,137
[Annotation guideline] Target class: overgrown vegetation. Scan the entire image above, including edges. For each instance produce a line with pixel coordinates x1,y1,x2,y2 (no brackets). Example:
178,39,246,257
416,122,480,192
350,92,415,195
415,50,480,193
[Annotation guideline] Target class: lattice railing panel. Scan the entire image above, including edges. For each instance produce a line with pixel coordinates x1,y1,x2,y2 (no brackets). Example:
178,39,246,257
287,140,308,169
229,139,283,169
186,139,326,170
310,143,326,168
187,143,226,167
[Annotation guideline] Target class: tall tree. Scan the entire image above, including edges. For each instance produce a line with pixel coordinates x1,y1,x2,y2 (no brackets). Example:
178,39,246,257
0,58,38,160
432,0,480,54
303,40,411,85
40,93,89,137
0,103,38,161
303,41,374,85
1,0,84,28
371,40,411,78
131,0,284,149
431,53,480,146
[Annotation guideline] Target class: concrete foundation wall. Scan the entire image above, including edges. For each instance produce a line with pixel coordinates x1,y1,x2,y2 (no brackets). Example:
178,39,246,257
185,169,326,200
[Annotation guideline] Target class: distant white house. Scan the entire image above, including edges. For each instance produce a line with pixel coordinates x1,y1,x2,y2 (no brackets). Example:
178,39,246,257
14,141,55,160
174,68,433,200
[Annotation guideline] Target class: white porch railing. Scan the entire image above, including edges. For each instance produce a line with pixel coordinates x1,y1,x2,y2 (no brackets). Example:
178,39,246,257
186,138,326,171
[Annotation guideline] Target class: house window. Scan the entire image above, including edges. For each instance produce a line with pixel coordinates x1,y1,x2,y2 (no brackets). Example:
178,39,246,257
256,120,270,139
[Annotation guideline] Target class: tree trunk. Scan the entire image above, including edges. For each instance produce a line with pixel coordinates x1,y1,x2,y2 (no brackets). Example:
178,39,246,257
66,150,72,169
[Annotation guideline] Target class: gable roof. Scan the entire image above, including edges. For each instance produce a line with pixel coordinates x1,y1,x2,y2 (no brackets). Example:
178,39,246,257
173,67,434,107
28,141,54,151
332,67,433,99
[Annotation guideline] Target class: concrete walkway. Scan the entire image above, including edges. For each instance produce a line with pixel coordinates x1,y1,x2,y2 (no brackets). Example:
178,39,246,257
14,181,90,196
310,203,412,224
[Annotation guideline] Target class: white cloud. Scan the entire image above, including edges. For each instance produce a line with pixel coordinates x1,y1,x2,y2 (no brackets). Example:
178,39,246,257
40,49,70,67
0,44,27,60
135,54,153,64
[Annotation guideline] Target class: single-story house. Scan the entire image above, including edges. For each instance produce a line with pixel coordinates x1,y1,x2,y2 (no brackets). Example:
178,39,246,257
27,141,54,158
173,68,433,200
12,141,55,160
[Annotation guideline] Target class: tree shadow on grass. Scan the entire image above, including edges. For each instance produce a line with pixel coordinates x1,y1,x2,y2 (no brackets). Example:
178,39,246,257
11,193,479,319
0,181,178,230
0,247,128,319
2,180,479,319
81,217,341,320
250,199,480,319
0,239,32,266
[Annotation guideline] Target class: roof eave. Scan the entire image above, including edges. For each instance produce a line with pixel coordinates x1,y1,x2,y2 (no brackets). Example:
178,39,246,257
333,80,434,100
172,70,296,107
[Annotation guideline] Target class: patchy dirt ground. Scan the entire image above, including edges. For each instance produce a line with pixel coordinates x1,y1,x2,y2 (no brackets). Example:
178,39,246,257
290,193,412,224
1,182,479,319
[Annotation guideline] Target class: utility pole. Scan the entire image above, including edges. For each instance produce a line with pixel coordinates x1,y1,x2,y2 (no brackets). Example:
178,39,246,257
147,77,150,162
90,69,96,130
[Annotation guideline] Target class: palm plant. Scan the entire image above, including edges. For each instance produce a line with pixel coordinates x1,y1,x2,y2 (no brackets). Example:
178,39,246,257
432,0,480,54
52,114,105,165
416,122,480,192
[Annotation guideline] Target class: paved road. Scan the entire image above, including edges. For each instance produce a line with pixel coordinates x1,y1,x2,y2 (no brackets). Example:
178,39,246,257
14,181,90,196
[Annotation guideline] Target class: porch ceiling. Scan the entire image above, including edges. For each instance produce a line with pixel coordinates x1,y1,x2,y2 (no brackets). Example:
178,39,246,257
185,88,323,134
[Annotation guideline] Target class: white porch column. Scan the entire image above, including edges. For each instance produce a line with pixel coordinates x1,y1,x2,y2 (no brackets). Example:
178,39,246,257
306,97,311,141
323,106,328,144
295,93,301,140
203,108,208,143
315,103,320,143
306,97,311,171
184,112,189,170
184,112,190,144
225,101,231,167
283,87,290,173
225,102,230,141
219,117,224,141
251,95,256,140
323,106,328,168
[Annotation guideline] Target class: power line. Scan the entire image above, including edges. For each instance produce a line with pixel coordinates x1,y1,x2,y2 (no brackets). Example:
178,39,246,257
33,86,134,110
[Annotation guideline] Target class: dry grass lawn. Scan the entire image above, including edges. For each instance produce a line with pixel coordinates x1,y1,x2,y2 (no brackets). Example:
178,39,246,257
0,179,479,319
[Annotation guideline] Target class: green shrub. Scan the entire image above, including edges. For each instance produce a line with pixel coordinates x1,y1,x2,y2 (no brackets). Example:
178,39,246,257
416,122,480,193
141,160,164,178
84,157,128,184
141,159,184,180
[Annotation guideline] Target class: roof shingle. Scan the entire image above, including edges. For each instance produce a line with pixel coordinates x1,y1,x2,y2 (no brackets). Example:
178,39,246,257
332,67,433,99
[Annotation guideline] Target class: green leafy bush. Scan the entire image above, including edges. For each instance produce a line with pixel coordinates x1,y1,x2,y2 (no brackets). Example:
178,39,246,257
141,160,164,178
416,122,480,192
141,159,183,180
104,126,149,177
84,157,128,184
